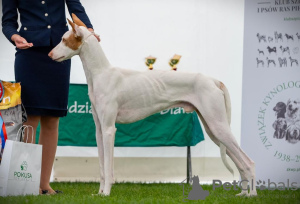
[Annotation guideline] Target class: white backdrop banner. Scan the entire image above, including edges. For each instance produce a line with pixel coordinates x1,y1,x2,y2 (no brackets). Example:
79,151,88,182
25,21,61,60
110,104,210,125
241,0,300,187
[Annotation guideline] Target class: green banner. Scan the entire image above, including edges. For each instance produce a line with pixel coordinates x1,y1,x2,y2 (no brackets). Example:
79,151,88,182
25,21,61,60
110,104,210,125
37,84,204,147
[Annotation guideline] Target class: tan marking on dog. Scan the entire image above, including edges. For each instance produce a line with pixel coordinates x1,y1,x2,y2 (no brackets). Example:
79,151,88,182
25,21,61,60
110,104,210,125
220,81,225,89
64,33,82,50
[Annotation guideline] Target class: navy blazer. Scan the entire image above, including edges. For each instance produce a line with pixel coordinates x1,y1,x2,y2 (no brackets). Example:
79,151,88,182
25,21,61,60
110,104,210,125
2,0,93,47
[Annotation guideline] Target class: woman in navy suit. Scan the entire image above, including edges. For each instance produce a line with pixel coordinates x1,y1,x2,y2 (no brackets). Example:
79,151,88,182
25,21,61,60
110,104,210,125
2,0,100,194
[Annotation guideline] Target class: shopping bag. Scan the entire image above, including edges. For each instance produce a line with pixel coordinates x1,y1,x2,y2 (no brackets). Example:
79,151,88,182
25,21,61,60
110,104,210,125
0,112,8,163
0,126,42,196
0,80,26,141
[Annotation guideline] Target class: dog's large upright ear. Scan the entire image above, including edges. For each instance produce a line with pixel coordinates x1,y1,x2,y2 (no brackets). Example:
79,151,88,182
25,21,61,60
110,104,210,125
72,13,87,28
67,18,83,38
67,18,76,33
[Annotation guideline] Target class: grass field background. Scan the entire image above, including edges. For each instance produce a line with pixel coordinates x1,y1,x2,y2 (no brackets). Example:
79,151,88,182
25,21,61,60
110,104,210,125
0,182,299,204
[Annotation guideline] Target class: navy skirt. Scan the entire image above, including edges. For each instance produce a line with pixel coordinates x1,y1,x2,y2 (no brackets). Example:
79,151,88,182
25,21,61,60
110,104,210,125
15,46,71,117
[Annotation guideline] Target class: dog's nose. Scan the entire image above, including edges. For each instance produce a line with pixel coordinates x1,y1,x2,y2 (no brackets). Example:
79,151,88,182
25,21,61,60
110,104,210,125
48,50,53,59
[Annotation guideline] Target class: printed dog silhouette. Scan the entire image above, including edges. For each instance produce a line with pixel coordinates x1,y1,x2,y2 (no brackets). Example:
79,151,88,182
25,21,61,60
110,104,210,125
280,46,290,55
256,58,264,67
285,33,294,42
267,46,277,55
278,57,287,67
274,31,283,43
289,57,298,67
257,33,266,43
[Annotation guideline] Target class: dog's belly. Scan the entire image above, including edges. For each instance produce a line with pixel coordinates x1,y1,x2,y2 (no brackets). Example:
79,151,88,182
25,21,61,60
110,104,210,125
116,101,195,124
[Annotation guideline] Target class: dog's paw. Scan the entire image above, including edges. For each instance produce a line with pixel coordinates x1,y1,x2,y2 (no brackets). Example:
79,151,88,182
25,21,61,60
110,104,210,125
235,191,248,197
248,191,258,197
91,193,101,196
101,192,110,197
91,193,108,197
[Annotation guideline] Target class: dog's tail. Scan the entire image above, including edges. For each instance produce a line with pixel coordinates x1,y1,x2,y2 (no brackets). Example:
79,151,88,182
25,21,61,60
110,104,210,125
214,79,234,176
218,81,231,124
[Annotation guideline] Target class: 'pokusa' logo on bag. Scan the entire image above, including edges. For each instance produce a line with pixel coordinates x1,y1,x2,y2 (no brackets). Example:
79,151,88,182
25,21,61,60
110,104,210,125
14,161,32,180
21,161,28,171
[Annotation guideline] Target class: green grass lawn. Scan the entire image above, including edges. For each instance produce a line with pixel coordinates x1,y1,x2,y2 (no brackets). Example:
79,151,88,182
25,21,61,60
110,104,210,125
0,182,299,204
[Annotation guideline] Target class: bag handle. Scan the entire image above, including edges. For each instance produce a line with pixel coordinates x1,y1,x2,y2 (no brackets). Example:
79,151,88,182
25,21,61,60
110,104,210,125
16,125,34,143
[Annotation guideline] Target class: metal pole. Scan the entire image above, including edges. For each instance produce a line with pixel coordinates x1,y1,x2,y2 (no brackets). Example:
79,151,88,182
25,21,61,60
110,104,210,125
187,146,192,184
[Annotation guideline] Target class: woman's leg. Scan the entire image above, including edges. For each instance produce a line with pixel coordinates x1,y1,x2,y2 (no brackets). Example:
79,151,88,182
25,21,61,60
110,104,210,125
23,115,41,143
39,116,60,193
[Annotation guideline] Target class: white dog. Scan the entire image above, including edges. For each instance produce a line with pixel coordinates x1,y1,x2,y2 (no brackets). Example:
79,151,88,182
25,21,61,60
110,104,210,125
286,98,300,124
48,14,257,196
286,122,300,144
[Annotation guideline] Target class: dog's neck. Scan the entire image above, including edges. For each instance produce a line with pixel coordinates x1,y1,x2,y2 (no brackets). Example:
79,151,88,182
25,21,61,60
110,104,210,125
79,31,111,84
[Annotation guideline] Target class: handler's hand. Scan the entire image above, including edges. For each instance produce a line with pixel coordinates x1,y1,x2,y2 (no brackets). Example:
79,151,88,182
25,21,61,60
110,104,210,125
88,28,101,42
11,34,33,49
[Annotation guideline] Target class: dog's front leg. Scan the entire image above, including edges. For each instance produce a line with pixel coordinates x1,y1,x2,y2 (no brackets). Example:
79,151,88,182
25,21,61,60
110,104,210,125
96,103,118,196
88,86,106,195
102,125,116,196
91,105,105,194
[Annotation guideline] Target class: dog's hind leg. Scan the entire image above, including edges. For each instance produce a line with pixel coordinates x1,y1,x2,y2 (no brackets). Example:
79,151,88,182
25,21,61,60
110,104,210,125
226,148,256,196
213,82,256,196
195,93,256,196
213,126,256,196
197,111,253,196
